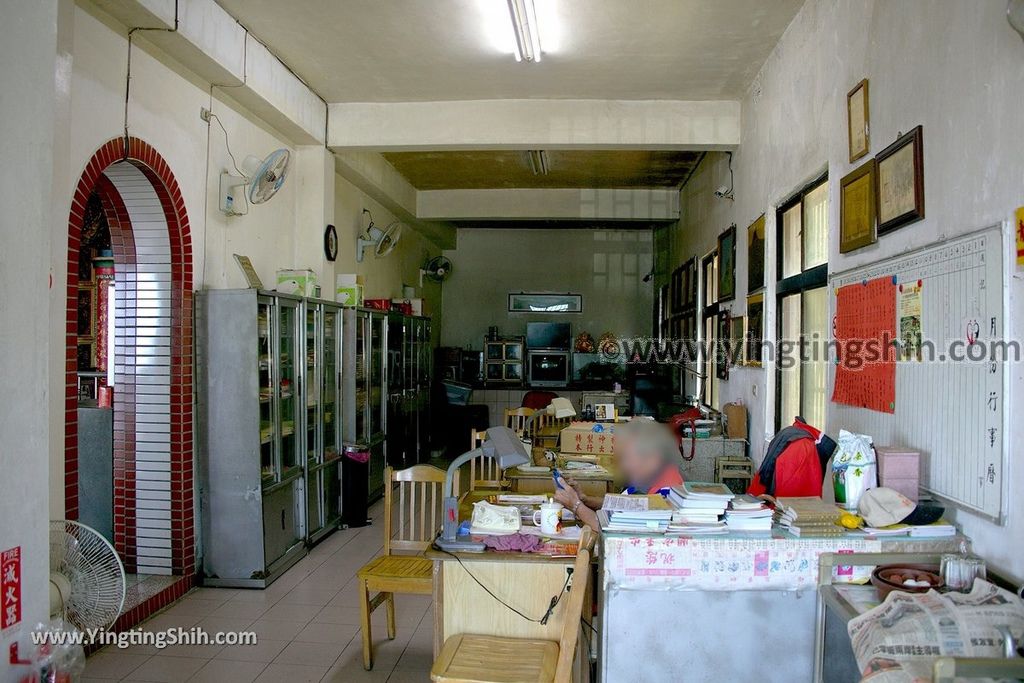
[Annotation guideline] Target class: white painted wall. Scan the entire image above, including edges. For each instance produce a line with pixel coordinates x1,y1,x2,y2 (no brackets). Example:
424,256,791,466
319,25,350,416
0,0,57,675
440,228,654,350
667,0,1024,580
332,174,444,343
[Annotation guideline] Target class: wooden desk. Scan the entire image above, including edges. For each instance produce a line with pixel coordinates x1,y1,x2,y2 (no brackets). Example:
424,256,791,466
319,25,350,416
506,466,616,497
426,492,592,681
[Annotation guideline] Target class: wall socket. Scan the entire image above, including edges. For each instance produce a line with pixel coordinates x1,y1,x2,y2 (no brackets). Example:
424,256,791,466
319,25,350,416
565,566,574,590
199,107,212,123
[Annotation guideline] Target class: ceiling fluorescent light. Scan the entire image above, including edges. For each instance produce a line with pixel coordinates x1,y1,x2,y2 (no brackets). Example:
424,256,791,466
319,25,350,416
527,150,550,175
507,0,542,62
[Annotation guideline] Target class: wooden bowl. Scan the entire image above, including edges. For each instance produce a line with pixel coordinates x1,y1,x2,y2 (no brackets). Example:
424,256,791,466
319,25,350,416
870,564,944,599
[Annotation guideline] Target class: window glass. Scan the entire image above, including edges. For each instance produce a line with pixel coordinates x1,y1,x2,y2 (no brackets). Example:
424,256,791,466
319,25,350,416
802,180,829,270
801,287,828,428
779,293,801,426
781,205,802,279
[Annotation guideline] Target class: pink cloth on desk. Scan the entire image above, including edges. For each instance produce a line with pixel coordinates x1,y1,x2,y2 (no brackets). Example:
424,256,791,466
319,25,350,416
482,533,542,552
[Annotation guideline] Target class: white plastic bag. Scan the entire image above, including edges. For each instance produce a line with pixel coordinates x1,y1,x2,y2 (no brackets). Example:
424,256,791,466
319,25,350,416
832,429,877,510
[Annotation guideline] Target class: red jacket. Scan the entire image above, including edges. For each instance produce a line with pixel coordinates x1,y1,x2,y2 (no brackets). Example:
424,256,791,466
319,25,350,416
748,420,831,498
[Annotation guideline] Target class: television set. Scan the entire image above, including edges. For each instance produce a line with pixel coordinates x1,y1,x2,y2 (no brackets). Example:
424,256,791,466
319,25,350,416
526,322,571,350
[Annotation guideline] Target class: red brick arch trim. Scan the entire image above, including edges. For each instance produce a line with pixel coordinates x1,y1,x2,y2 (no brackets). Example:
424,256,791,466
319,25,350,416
65,137,194,575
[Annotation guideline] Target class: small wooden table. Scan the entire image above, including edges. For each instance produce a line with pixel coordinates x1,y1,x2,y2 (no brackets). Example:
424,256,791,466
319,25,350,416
426,492,592,682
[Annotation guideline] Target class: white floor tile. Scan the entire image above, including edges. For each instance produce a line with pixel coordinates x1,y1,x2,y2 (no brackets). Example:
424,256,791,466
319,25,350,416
248,618,310,642
187,658,267,683
260,601,322,623
254,662,328,683
84,651,151,680
123,654,206,683
215,639,289,664
293,622,359,646
208,600,270,621
273,640,343,668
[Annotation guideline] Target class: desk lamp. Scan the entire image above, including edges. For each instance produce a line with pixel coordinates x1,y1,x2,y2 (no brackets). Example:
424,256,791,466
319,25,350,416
437,426,530,552
521,397,577,437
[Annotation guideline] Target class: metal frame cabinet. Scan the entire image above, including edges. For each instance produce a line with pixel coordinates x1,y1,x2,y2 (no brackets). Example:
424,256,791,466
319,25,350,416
302,299,343,544
197,289,306,588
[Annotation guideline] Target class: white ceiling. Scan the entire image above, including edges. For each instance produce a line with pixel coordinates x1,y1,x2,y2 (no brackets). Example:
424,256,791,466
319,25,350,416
216,0,803,103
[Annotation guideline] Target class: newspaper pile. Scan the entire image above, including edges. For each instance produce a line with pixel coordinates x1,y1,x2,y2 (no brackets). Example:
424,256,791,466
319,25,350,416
848,579,1024,682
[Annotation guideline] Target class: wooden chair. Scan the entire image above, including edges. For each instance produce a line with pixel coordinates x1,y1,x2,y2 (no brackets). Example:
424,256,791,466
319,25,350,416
467,428,508,491
504,406,535,438
356,464,446,670
430,527,596,683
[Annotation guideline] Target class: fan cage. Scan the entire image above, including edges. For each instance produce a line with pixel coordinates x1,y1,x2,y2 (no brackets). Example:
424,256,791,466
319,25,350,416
49,520,126,631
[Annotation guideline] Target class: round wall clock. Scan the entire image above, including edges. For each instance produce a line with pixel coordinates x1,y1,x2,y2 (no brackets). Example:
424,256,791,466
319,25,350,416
324,224,338,262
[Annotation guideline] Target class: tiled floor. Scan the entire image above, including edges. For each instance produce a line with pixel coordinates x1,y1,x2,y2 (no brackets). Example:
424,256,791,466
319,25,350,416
83,497,434,682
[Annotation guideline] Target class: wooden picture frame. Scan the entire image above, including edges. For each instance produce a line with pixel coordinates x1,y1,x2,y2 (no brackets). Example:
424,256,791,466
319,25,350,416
746,215,766,293
745,293,764,367
847,79,870,163
715,310,730,380
685,257,698,308
840,160,878,253
875,125,925,234
717,224,737,302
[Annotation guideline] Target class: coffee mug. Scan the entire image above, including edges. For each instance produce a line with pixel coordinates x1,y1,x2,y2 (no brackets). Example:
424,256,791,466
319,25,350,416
532,501,563,535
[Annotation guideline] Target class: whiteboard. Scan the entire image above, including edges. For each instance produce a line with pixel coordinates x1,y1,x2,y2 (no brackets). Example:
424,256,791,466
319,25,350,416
829,225,1007,520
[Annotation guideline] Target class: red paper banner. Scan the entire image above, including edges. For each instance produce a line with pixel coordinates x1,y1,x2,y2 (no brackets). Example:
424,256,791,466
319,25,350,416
831,277,897,413
2,546,22,631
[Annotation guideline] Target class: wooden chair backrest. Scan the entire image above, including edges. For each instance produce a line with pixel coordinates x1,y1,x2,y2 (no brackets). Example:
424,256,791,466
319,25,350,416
383,464,447,555
554,527,596,683
504,406,535,437
468,428,504,491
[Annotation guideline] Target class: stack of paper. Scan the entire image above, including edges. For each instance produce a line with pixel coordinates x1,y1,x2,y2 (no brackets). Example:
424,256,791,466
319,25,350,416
908,519,956,537
775,497,844,537
724,495,774,531
667,482,734,524
599,494,674,533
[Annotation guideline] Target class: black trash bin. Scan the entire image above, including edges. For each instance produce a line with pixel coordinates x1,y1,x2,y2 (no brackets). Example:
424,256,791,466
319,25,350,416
341,443,371,528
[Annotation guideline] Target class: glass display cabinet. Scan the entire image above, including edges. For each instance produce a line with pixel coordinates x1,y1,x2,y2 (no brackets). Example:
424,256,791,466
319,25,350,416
197,289,307,588
303,299,343,544
386,313,411,469
343,308,388,502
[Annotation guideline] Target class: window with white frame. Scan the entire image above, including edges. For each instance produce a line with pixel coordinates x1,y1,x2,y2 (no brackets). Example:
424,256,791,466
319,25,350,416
775,174,829,430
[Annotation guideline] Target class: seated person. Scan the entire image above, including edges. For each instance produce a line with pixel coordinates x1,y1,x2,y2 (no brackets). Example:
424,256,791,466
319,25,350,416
553,419,684,531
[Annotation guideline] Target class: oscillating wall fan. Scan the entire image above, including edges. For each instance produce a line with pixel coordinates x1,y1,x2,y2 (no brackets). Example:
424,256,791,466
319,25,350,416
49,520,126,631
419,255,453,285
356,209,403,262
219,148,291,216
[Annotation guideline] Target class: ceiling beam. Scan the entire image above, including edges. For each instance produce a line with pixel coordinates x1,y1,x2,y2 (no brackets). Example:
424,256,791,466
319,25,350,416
417,188,680,222
327,99,740,151
333,152,456,249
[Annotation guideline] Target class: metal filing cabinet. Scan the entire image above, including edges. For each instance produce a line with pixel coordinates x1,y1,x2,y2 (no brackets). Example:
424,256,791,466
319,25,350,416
197,289,306,587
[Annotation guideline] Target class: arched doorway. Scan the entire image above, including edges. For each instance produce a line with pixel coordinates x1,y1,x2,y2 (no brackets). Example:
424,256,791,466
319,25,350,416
65,138,195,619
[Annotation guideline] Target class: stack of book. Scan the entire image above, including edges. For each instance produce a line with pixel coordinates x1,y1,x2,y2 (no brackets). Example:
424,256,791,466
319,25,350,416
598,494,674,533
724,494,774,532
667,482,734,525
775,497,844,537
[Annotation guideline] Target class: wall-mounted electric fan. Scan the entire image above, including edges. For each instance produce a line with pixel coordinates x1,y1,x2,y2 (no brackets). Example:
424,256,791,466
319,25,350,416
419,255,453,285
219,148,291,216
49,520,126,631
356,209,403,262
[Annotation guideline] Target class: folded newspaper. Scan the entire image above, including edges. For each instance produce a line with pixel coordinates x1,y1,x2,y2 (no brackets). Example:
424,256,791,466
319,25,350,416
848,579,1024,682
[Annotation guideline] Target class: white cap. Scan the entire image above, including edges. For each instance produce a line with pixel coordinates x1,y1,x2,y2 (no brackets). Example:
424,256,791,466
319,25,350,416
859,487,916,527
